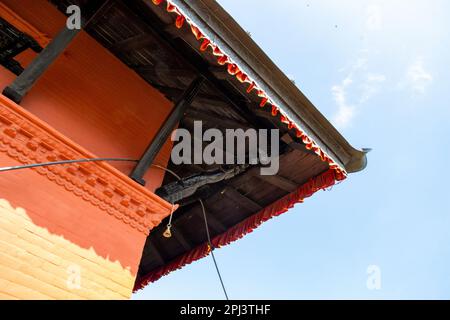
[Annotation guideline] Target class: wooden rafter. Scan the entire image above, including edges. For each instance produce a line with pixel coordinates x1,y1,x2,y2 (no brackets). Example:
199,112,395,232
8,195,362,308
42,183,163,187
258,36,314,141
112,33,153,52
144,241,165,267
281,133,317,156
222,186,262,213
171,226,192,251
255,174,297,193
185,109,251,130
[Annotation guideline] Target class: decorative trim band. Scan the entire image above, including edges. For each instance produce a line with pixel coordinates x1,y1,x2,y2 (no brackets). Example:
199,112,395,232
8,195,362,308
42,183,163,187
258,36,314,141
0,95,173,235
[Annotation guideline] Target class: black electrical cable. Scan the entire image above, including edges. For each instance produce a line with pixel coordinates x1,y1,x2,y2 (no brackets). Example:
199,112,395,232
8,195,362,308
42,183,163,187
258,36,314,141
199,199,230,300
0,158,139,173
152,165,230,300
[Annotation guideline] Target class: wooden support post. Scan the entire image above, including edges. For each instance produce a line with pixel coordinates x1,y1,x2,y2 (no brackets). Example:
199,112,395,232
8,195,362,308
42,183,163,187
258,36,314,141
2,27,80,103
130,76,205,186
2,1,110,104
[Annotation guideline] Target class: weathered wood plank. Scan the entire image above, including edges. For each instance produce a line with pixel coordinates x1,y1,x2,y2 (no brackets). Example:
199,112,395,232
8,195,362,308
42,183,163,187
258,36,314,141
256,174,298,193
222,186,262,213
185,109,251,130
171,226,192,251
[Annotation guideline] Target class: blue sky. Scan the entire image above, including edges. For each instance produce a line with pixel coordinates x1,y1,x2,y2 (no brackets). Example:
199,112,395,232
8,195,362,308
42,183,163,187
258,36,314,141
134,0,450,299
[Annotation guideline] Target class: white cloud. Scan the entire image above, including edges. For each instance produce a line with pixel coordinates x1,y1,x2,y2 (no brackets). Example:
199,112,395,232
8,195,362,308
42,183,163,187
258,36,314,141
332,77,355,128
331,4,387,129
406,58,433,95
366,5,382,31
360,73,386,103
367,74,387,82
332,61,386,129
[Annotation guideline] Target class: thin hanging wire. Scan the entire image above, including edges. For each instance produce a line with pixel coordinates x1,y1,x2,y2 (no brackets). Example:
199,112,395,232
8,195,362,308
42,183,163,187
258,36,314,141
151,164,180,238
153,164,229,299
199,199,229,300
151,163,181,180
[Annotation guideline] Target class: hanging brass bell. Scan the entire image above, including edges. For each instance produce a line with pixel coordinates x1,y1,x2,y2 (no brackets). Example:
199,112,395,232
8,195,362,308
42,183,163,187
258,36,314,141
163,225,172,238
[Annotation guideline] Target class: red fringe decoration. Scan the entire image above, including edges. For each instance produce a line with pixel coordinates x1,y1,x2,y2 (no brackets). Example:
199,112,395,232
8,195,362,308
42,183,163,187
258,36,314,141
227,63,240,75
280,115,289,124
191,25,203,40
217,55,229,65
236,71,249,83
212,46,223,56
200,39,211,51
271,105,279,116
167,2,178,13
259,97,269,108
247,82,256,93
288,121,294,130
133,169,344,291
175,15,185,29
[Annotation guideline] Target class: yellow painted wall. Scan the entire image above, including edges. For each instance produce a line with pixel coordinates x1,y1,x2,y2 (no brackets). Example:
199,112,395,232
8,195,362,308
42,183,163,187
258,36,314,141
0,199,136,300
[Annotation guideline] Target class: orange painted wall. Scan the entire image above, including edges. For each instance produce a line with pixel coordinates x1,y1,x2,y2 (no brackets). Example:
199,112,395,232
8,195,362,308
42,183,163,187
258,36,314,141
0,0,174,192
